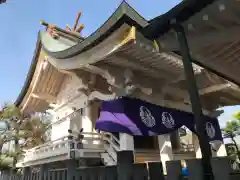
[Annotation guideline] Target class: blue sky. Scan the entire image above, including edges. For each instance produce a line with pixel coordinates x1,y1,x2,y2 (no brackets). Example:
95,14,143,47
0,0,238,129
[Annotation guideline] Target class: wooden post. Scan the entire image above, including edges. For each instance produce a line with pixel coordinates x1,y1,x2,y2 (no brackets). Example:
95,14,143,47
211,157,232,180
186,159,204,180
148,162,165,180
117,151,134,180
173,22,213,179
117,151,134,164
132,164,148,180
22,167,31,180
166,160,182,180
67,129,77,180
99,166,117,180
66,159,77,180
39,164,48,180
68,129,75,159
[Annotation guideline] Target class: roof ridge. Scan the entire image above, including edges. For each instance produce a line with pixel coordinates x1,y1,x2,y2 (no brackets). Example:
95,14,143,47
40,20,85,41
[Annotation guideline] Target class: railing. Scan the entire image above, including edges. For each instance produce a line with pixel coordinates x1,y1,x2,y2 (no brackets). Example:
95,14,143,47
102,133,120,163
21,132,106,165
23,136,70,162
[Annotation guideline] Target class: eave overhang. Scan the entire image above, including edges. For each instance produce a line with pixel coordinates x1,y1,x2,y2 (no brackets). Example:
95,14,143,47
41,1,148,60
39,0,240,111
15,35,41,107
145,0,240,87
14,33,66,114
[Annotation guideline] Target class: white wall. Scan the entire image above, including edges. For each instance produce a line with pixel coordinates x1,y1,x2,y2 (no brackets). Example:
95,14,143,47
51,119,71,141
50,75,88,140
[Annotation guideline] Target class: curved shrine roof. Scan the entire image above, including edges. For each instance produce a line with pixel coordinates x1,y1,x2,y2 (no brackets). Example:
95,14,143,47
15,35,41,107
15,0,240,112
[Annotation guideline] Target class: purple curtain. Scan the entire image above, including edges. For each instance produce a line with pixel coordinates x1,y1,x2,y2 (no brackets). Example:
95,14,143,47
95,97,223,142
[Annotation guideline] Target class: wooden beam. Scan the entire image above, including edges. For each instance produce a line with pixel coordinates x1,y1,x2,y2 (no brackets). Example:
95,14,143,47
159,27,240,51
199,83,231,95
31,93,57,103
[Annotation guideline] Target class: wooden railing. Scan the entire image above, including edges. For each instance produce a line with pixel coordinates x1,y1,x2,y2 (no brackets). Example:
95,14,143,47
20,132,106,164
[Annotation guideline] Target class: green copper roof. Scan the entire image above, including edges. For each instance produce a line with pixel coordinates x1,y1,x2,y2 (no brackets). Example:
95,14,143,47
142,0,217,39
40,31,77,53
41,1,148,59
41,0,217,60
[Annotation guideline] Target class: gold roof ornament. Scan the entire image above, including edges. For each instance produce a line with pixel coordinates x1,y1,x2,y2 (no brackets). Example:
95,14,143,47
65,10,85,34
40,9,85,39
40,20,60,39
46,24,59,39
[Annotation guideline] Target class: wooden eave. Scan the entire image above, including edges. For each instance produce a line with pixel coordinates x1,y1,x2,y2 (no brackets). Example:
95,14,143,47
149,0,240,87
39,0,240,112
18,50,65,114
14,35,66,114
91,39,240,109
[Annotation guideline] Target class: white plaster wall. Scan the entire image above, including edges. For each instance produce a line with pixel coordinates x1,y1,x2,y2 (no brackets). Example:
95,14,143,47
51,118,70,141
50,75,93,140
70,113,82,132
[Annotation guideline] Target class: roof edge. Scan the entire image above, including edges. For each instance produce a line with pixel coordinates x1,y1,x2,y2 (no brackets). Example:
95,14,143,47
41,1,148,59
142,0,217,39
15,32,42,107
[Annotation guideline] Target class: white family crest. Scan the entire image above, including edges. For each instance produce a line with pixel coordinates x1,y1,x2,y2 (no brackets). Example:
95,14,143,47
162,112,175,129
205,122,215,139
139,106,156,128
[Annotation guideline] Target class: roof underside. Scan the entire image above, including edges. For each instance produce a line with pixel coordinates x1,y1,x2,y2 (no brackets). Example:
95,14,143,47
146,0,240,87
41,0,240,87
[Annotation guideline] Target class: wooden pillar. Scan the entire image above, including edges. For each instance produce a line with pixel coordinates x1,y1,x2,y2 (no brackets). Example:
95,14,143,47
117,151,134,180
211,157,232,180
166,160,182,180
22,167,31,180
173,22,212,179
66,159,77,180
170,130,181,150
39,164,48,180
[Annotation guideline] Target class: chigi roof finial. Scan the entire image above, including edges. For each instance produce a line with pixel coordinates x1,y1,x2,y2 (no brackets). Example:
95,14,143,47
66,9,85,34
